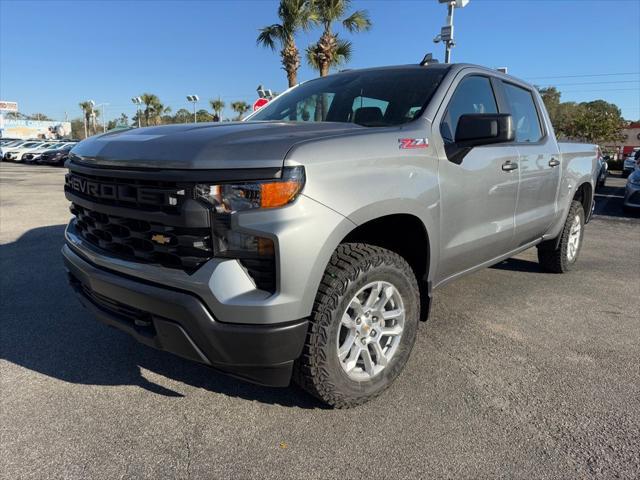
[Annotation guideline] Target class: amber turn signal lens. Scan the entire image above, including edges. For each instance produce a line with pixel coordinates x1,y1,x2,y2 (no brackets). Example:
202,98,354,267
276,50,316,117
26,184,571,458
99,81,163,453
260,180,303,208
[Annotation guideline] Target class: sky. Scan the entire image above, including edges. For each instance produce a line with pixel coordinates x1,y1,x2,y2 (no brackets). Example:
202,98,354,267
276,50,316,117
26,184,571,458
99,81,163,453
1,0,639,123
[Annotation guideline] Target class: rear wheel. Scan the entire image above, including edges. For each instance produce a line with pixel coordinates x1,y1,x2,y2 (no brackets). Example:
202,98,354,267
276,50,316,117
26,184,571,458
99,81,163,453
537,200,585,273
294,243,420,408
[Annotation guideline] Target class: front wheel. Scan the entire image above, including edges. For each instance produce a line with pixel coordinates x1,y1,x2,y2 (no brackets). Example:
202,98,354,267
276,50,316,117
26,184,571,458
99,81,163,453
294,243,420,408
537,200,585,273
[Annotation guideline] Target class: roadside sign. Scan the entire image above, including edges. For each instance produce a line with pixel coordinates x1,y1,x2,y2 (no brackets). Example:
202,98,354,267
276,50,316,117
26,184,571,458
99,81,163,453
0,101,18,112
253,98,269,111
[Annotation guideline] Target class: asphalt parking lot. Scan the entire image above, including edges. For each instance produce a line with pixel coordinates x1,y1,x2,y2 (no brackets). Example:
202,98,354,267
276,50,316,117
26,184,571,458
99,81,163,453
1,162,639,479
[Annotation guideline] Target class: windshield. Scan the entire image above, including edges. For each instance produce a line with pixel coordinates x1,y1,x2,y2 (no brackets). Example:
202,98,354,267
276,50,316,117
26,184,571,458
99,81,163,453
251,67,448,127
22,143,41,148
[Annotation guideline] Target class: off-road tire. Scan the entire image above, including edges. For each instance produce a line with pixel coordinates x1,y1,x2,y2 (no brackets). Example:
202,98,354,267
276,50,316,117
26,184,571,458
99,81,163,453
293,243,420,408
537,200,585,273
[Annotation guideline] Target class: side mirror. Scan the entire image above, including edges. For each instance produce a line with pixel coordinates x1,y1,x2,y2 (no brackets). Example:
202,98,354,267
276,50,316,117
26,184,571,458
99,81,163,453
446,113,514,164
455,113,514,145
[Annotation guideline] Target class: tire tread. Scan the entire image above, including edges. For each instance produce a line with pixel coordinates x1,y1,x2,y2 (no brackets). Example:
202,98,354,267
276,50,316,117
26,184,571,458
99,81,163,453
293,243,418,408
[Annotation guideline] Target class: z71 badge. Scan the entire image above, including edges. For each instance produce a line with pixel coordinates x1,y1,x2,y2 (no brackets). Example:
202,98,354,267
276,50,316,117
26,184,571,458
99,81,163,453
398,138,429,149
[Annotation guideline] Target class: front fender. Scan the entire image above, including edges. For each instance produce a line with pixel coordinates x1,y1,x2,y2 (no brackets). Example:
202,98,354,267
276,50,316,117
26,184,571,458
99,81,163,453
344,198,439,282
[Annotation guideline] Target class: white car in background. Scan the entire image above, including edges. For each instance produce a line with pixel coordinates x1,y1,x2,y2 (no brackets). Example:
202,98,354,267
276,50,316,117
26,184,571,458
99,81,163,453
22,142,68,162
0,139,27,157
3,141,49,161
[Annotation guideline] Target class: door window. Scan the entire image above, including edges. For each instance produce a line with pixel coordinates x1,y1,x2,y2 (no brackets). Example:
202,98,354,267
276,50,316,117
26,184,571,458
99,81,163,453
440,76,498,143
502,83,543,143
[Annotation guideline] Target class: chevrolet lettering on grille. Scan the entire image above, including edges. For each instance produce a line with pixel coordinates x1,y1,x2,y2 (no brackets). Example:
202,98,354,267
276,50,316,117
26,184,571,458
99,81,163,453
65,173,177,206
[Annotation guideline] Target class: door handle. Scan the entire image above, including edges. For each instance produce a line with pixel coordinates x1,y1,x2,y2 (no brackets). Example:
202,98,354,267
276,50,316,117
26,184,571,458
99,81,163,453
502,161,518,172
549,158,560,167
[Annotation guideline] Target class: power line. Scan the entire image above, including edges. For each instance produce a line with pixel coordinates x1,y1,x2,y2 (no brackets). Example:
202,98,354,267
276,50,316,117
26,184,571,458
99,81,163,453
539,80,640,86
559,88,639,93
527,72,640,79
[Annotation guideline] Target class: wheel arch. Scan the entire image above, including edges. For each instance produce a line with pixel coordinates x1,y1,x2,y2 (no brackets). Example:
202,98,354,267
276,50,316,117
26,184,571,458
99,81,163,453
572,181,594,222
339,210,434,321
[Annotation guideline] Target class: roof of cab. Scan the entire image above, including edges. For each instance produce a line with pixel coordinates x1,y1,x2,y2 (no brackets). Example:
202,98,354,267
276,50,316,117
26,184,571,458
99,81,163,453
330,62,533,89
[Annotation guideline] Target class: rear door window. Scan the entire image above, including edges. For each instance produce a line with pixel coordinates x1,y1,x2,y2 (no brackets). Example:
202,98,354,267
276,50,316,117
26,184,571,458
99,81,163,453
440,76,498,143
502,82,543,143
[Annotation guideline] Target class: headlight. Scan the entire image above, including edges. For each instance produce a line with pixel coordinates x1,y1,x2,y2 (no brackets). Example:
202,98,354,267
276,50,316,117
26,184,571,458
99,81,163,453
194,166,305,292
195,166,305,212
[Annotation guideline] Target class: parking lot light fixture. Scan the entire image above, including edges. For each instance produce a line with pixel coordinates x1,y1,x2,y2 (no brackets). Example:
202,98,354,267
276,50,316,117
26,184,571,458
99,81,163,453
187,95,199,123
435,0,470,63
131,97,143,128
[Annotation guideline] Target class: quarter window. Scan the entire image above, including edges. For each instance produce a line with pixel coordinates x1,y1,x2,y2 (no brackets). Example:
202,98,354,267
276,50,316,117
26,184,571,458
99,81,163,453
440,76,498,143
502,82,543,143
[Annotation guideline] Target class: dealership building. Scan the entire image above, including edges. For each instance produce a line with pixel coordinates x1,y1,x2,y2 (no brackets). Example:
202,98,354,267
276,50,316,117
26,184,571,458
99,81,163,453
0,100,71,139
0,118,72,140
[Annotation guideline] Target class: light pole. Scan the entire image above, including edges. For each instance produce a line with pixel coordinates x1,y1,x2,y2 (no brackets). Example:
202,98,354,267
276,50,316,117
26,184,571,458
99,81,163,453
81,103,88,138
96,103,109,133
434,0,470,64
90,101,109,133
89,100,96,135
187,95,199,123
131,97,143,128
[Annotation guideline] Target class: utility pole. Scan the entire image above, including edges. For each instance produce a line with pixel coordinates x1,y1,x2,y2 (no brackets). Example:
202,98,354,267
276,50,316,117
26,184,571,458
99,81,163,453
434,0,470,64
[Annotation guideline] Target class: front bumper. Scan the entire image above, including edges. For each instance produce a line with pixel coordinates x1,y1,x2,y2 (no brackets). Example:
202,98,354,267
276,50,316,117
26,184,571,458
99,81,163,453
63,244,308,387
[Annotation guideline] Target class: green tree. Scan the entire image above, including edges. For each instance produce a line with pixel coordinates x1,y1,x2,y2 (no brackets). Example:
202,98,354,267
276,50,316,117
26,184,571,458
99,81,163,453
5,111,24,120
118,112,129,126
174,108,192,123
538,87,561,127
305,0,371,77
107,113,130,130
139,93,171,126
538,87,623,143
573,100,624,144
196,109,214,122
70,118,86,139
209,97,225,121
257,0,315,88
27,113,52,121
230,101,250,121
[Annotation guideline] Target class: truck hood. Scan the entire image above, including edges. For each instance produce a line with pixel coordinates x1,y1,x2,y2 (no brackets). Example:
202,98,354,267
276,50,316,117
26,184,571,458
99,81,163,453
70,121,365,170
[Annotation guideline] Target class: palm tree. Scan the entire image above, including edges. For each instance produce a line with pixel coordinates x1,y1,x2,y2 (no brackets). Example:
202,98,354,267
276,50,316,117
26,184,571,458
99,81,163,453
151,102,171,125
257,0,315,88
306,0,371,77
78,101,94,138
230,101,250,121
139,93,171,126
209,97,225,121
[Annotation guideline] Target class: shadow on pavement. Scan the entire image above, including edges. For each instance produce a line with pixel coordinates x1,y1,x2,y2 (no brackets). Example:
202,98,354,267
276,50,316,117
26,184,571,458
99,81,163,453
0,225,324,408
490,257,542,273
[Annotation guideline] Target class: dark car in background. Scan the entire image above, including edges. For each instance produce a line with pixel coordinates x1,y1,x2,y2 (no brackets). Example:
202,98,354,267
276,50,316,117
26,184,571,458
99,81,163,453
37,144,75,166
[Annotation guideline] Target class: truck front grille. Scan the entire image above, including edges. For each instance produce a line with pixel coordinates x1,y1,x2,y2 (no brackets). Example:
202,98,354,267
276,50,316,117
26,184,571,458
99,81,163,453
65,162,277,290
65,171,185,213
70,203,212,271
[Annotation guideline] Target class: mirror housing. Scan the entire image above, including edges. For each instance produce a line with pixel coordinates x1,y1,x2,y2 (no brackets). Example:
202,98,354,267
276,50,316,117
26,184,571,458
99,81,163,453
446,113,514,164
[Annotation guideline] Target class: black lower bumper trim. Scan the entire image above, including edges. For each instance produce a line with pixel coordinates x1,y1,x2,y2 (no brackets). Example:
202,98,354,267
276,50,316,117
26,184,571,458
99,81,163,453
63,245,308,387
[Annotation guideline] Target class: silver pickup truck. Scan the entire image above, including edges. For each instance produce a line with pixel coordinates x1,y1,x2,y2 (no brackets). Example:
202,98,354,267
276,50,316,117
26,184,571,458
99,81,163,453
63,63,597,407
